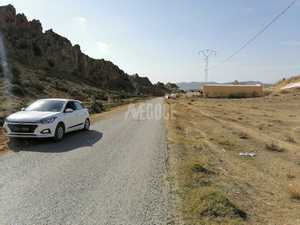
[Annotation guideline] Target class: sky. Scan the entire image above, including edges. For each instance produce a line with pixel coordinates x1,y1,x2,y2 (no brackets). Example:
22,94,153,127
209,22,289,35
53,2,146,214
0,0,300,84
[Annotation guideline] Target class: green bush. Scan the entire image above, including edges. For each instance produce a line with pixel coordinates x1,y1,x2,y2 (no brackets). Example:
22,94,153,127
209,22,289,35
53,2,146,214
90,96,104,113
53,81,68,92
17,40,29,49
11,84,25,96
47,59,55,68
0,66,3,77
0,117,4,126
33,43,43,57
11,66,21,85
68,88,87,100
199,191,247,220
31,81,44,92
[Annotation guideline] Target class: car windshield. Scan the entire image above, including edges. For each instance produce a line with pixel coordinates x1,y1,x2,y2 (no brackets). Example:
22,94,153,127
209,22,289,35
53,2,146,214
26,100,65,112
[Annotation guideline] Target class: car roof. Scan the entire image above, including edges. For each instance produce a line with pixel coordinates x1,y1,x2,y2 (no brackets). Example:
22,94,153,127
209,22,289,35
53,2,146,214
38,98,81,103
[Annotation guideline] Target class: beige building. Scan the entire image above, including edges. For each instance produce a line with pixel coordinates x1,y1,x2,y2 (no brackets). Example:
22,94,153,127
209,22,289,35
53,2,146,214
202,84,264,98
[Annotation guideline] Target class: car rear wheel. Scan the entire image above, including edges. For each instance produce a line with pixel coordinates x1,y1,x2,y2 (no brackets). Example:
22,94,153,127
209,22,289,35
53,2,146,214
84,119,90,131
54,123,65,141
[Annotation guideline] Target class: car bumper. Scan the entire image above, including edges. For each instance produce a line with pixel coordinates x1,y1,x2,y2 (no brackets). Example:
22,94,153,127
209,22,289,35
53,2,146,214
3,122,56,138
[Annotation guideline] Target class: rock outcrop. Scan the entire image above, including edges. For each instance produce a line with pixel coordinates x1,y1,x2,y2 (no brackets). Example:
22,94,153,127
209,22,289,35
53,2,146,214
0,4,172,99
129,74,155,95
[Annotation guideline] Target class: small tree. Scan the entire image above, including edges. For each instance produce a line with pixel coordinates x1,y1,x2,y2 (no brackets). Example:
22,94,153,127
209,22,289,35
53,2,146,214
90,96,103,113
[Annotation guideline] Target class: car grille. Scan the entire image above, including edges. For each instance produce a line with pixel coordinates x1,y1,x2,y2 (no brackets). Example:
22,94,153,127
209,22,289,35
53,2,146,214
7,124,38,133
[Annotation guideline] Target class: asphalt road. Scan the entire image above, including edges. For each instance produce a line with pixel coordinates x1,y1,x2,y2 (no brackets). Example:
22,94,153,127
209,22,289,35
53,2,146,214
0,98,169,225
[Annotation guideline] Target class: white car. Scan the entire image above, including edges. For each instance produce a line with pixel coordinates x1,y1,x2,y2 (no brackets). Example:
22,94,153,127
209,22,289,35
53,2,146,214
3,98,90,141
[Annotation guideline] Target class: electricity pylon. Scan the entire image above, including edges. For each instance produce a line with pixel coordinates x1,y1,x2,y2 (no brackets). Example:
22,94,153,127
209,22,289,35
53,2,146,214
199,49,216,82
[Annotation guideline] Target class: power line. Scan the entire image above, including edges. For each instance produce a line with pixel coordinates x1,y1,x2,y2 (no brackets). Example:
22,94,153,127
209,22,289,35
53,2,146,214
221,0,297,64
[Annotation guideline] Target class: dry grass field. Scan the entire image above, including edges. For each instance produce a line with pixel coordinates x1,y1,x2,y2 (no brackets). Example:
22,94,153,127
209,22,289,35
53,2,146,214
166,93,300,225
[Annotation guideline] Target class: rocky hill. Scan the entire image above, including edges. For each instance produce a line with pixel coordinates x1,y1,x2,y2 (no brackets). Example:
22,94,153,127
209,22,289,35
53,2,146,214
0,4,175,108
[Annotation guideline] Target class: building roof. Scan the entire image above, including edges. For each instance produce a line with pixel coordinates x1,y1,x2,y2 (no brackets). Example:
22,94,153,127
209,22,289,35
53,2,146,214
203,84,263,87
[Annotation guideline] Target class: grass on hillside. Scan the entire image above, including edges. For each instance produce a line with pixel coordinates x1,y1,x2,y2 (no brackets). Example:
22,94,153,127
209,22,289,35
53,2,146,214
273,75,300,92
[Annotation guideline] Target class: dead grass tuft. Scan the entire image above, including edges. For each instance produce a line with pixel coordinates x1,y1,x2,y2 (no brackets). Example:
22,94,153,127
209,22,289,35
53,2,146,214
192,163,214,175
217,138,236,148
239,132,249,139
288,183,300,200
286,136,296,143
287,172,296,180
190,190,247,220
266,142,285,152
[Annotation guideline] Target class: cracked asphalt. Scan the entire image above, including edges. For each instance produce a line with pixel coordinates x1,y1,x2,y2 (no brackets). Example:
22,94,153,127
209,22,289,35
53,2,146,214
0,98,168,225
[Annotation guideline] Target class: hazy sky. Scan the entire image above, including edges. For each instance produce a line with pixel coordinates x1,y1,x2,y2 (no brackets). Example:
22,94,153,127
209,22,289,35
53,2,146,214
1,0,300,83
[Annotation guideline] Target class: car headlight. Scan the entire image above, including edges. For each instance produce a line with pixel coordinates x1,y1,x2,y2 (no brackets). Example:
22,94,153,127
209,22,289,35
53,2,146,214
40,117,57,124
3,118,10,125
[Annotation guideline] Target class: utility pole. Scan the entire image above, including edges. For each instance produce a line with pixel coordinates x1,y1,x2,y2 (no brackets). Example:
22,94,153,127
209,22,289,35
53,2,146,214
199,49,216,82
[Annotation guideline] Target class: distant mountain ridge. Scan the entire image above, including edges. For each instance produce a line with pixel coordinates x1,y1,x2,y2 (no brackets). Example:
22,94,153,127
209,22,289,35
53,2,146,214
177,81,270,91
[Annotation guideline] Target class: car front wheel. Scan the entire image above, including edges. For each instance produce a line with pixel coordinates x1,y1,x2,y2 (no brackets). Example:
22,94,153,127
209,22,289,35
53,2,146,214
54,123,65,141
84,119,90,131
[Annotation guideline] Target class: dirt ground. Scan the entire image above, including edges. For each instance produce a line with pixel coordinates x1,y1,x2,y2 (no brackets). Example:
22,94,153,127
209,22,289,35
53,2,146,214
166,93,300,225
0,128,8,152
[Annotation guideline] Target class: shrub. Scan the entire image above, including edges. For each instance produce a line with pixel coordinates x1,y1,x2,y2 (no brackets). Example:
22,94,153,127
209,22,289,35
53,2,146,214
11,66,21,77
47,59,55,68
17,40,29,49
11,66,21,85
11,84,25,96
0,66,3,77
192,164,214,175
0,117,4,126
286,136,296,143
53,81,68,92
198,191,247,220
90,96,104,114
33,43,42,57
31,81,44,92
68,88,87,100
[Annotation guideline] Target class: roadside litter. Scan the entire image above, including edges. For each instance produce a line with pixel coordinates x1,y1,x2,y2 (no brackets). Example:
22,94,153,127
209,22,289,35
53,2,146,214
239,152,256,157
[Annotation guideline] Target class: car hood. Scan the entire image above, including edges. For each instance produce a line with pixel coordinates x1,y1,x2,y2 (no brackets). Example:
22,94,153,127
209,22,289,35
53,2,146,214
6,111,60,123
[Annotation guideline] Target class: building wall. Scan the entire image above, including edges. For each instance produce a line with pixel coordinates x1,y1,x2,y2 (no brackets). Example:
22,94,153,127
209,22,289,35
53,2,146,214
202,85,264,98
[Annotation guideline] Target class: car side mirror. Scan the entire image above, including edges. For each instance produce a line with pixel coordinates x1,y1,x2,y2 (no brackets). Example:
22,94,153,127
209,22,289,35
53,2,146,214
65,108,74,113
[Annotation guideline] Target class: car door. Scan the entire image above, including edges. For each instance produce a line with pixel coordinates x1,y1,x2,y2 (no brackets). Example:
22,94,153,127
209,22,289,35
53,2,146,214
64,101,78,132
74,101,86,127
69,101,86,131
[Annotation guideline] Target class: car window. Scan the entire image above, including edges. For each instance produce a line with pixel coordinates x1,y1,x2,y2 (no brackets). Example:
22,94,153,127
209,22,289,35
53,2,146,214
26,100,65,112
65,101,77,111
74,102,83,110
